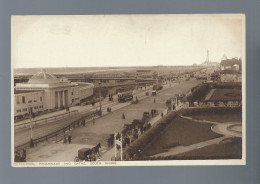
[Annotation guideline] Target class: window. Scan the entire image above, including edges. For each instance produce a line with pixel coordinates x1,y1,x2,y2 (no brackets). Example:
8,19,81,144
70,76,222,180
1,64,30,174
71,92,74,95
34,100,37,102
34,106,38,109
17,109,21,113
23,108,27,112
72,99,74,102
22,96,25,104
17,96,20,105
28,100,32,103
40,96,42,101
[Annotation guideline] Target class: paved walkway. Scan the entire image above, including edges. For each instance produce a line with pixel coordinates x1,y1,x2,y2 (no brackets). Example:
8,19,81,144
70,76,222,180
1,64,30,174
204,89,215,101
25,79,201,162
151,136,230,158
181,115,242,137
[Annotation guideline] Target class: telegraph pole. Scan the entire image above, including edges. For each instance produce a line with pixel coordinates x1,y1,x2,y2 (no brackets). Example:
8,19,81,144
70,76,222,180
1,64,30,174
114,132,123,161
114,133,117,159
99,82,102,115
120,136,123,160
29,106,34,147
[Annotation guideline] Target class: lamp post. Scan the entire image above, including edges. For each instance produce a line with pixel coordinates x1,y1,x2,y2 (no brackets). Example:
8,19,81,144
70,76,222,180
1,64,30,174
29,106,34,147
99,82,102,115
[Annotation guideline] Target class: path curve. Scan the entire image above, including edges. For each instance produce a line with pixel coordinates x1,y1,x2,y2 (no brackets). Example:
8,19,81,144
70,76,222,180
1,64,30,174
149,116,242,158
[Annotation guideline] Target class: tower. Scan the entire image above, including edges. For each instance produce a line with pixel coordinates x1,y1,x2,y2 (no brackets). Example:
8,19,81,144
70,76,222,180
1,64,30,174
222,54,228,61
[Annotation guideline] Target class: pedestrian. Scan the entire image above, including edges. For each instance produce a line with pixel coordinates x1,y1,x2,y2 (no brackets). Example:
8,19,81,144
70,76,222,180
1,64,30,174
32,112,35,120
122,113,125,119
63,134,67,144
93,117,95,125
22,148,26,162
68,135,72,144
154,98,156,103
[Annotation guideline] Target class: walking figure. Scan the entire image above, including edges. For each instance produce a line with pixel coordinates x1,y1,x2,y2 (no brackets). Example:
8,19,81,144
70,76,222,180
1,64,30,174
122,113,126,119
68,135,72,144
63,135,67,144
22,148,26,162
154,98,156,103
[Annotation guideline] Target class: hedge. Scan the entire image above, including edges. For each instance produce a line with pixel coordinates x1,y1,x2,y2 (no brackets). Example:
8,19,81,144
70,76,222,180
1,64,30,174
124,111,178,159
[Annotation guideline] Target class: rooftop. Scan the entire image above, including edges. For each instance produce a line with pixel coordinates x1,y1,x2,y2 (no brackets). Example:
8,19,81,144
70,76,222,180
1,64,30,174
27,70,64,84
220,58,242,67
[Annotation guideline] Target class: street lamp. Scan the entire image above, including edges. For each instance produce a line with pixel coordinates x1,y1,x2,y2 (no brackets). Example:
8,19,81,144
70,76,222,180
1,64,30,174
99,82,102,115
29,106,34,147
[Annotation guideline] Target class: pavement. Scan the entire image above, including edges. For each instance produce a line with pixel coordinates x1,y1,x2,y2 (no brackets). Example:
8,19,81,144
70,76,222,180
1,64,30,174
24,79,202,162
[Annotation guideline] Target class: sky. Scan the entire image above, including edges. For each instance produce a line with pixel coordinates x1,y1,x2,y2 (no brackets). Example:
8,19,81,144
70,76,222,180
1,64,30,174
11,14,245,68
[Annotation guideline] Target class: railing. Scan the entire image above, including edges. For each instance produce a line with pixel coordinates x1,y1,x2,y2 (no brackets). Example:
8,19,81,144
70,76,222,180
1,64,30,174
14,110,99,152
14,110,79,128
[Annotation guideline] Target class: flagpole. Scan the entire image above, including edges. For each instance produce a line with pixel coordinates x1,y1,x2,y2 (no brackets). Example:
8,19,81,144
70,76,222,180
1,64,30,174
120,136,123,161
114,133,117,160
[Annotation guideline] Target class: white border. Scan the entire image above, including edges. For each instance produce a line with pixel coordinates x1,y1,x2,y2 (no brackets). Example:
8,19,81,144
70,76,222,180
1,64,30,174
11,14,246,167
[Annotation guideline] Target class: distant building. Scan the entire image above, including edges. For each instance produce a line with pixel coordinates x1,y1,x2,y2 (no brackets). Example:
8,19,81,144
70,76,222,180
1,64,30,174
136,70,154,78
14,70,94,119
219,70,242,82
220,57,242,71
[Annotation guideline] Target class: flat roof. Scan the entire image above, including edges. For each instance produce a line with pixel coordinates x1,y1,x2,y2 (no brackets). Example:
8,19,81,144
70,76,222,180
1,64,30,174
14,89,43,94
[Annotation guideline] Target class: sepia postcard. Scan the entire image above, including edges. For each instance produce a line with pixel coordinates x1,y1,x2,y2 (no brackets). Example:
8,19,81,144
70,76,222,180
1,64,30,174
11,14,246,167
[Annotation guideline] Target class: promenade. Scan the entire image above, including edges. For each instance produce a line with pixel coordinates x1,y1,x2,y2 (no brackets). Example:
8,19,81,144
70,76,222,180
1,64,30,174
25,79,201,162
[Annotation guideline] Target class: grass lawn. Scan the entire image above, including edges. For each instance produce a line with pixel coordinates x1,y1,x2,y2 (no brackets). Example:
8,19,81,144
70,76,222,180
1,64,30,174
142,116,222,156
209,88,241,101
158,137,242,160
191,110,242,123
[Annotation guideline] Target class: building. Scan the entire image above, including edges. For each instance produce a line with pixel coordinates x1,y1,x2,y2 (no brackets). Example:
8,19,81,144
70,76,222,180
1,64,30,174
14,70,94,119
220,57,242,71
14,89,44,118
219,70,242,82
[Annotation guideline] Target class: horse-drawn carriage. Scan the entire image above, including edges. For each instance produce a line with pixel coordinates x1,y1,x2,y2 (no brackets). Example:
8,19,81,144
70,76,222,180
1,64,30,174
74,143,101,162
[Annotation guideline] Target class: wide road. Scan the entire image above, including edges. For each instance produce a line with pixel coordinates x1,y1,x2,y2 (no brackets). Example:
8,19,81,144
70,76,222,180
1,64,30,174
26,79,202,162
14,86,154,149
